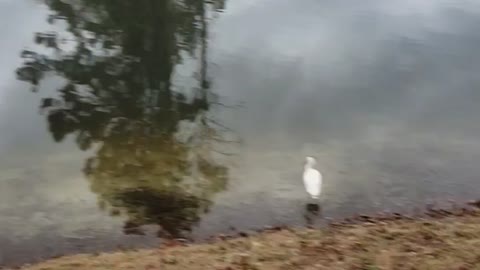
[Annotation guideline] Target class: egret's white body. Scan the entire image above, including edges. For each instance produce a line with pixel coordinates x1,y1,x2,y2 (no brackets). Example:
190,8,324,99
303,156,322,199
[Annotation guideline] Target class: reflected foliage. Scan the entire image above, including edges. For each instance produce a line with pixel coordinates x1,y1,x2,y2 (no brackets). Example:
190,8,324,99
17,0,230,237
116,188,206,237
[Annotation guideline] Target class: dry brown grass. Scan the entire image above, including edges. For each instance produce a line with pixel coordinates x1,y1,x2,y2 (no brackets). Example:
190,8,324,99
13,215,480,270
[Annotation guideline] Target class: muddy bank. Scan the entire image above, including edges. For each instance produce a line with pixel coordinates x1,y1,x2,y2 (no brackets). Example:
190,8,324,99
8,201,480,270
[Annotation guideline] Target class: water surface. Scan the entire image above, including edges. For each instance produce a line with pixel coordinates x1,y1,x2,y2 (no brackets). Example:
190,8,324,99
2,0,480,266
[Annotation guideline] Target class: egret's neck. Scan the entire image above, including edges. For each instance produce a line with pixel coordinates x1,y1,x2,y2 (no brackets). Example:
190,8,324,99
304,163,314,171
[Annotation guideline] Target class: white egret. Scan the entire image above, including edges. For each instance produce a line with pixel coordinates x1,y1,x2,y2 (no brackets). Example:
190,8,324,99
303,156,322,199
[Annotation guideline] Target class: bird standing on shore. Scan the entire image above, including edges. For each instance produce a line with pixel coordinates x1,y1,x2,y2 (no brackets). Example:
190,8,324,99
303,156,322,200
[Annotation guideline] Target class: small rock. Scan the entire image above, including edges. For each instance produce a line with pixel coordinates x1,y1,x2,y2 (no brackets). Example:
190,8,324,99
175,238,190,245
252,241,263,248
162,255,178,265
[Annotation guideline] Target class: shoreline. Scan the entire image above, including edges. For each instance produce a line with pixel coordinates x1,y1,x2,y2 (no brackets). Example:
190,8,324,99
6,200,480,270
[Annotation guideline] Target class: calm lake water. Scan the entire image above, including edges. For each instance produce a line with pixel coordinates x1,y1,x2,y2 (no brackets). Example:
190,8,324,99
2,0,480,265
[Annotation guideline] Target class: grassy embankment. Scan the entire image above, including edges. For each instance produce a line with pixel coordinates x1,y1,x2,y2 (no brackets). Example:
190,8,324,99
13,203,480,270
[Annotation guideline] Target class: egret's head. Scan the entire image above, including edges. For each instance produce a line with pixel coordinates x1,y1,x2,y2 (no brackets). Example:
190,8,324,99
305,156,316,167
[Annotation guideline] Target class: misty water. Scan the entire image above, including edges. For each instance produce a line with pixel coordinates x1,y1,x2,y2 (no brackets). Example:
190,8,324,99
2,0,480,266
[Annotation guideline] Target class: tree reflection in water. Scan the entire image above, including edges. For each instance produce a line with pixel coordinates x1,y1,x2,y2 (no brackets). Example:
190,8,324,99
16,0,236,238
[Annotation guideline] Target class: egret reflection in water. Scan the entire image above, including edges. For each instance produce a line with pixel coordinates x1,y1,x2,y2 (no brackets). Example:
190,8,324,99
16,0,236,238
304,203,322,227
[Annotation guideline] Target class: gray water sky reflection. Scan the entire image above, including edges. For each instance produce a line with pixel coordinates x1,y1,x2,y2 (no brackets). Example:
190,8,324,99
194,0,480,231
